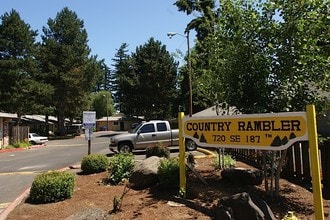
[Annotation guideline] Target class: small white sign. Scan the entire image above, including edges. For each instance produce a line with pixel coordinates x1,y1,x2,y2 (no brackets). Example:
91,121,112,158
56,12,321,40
83,111,96,129
85,128,93,140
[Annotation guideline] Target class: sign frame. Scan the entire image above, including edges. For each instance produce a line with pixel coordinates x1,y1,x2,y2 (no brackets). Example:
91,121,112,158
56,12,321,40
182,111,308,151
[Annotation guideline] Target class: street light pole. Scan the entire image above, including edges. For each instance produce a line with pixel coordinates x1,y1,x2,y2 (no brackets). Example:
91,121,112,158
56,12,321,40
103,94,109,130
167,31,193,117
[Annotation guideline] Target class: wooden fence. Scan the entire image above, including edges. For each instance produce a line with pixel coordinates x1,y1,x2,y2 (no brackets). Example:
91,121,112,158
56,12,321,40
226,141,330,199
10,126,29,144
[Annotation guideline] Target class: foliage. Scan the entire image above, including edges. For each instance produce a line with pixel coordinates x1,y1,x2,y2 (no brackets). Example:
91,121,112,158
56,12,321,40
107,153,135,185
3,141,30,149
90,91,115,119
94,59,112,92
175,0,330,114
111,43,131,112
29,171,75,204
214,153,236,169
81,154,109,174
158,158,180,189
0,10,53,117
38,7,105,133
145,142,170,158
112,38,179,120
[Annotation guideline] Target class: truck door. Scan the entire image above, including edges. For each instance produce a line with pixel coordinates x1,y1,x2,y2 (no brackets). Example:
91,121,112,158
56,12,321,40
135,123,156,149
155,122,171,146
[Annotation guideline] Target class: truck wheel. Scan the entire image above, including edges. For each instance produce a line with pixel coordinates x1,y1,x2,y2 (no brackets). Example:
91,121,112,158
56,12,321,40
118,142,133,153
185,139,197,151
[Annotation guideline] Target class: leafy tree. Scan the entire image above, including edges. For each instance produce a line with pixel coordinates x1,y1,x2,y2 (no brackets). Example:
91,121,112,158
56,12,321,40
176,0,329,197
39,7,103,133
269,0,330,113
176,0,329,114
0,10,53,119
90,91,115,119
215,0,274,114
175,0,221,113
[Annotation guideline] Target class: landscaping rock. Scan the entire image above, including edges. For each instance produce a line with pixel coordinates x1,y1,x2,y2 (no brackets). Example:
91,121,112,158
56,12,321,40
221,168,263,185
128,156,161,190
216,192,276,220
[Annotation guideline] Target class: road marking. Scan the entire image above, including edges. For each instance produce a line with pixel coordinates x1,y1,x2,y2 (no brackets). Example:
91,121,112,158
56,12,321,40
0,171,43,175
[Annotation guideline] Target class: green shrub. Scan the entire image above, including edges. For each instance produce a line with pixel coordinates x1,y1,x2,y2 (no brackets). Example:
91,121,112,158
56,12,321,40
108,153,135,185
145,142,170,158
29,171,75,204
6,141,30,149
214,153,236,169
81,154,109,174
158,158,179,189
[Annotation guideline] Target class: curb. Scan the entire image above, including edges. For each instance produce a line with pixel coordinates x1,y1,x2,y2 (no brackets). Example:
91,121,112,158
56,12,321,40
0,187,30,220
194,147,217,158
0,145,44,154
0,162,78,220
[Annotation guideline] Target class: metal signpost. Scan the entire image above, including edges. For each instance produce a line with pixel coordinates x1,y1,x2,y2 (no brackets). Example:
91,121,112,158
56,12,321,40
178,105,324,219
83,111,96,155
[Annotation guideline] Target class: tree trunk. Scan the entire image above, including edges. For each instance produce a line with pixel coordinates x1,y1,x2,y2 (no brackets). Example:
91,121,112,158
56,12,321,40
275,149,288,197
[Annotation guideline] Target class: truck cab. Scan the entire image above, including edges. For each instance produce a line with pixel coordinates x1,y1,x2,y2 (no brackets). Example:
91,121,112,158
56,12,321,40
109,120,179,152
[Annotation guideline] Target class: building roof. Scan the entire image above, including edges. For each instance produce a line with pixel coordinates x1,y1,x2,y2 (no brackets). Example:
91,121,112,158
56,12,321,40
193,105,241,117
97,115,143,122
0,112,17,118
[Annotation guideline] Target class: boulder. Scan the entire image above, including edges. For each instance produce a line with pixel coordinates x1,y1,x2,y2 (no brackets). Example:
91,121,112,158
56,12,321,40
128,156,161,190
216,192,276,220
221,168,263,185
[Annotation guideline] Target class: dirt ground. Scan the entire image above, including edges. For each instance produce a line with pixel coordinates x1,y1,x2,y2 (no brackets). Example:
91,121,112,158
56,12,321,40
6,157,330,220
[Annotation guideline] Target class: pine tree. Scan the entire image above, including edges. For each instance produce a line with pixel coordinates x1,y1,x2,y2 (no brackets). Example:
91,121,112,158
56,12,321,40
130,38,179,120
111,43,131,113
0,10,53,118
39,7,103,133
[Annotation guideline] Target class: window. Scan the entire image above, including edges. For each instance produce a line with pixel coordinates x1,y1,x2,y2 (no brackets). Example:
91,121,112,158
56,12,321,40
140,124,155,133
113,121,119,126
157,122,167,132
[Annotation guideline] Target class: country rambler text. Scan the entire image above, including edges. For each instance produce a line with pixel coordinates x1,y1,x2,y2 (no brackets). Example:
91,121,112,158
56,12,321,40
186,120,301,132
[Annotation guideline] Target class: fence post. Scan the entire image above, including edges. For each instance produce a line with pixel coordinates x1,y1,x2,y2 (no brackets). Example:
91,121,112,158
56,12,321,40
301,141,311,183
321,141,330,198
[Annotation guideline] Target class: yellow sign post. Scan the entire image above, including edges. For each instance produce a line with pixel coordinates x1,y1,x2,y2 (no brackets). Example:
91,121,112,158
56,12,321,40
306,105,324,220
178,112,186,197
178,105,324,219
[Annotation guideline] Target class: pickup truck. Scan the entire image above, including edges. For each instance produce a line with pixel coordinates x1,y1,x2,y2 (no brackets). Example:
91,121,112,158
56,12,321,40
109,120,197,152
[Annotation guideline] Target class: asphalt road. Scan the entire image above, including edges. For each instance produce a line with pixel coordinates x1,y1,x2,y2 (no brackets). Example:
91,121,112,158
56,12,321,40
0,131,204,217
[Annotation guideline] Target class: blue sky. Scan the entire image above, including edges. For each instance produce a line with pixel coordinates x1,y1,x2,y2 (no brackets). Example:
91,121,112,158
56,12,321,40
0,0,194,67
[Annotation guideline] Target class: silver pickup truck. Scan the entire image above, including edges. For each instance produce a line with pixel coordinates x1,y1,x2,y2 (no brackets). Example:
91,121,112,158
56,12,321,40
109,120,197,153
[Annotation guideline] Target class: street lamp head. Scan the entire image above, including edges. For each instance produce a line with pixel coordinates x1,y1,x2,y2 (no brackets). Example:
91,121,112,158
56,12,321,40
167,32,177,39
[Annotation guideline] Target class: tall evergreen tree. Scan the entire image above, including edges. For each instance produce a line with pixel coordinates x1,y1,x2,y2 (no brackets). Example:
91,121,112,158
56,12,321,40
130,38,179,120
111,43,131,112
0,10,53,118
113,39,179,120
94,59,111,92
39,7,102,133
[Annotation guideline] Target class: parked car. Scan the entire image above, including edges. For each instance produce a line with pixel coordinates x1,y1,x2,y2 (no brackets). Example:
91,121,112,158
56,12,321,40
28,133,48,145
